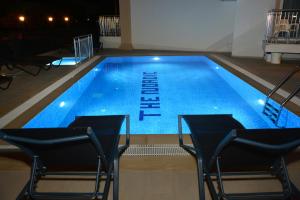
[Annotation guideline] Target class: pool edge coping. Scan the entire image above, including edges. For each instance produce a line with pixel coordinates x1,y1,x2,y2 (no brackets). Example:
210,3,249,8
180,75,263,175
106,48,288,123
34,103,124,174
210,54,300,108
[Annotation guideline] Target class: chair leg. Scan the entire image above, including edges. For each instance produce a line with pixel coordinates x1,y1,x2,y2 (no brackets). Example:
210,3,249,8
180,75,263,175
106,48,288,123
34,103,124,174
215,157,226,199
272,157,293,199
196,157,206,200
94,156,102,198
28,156,39,197
206,174,219,200
113,155,120,200
102,165,113,200
0,76,13,90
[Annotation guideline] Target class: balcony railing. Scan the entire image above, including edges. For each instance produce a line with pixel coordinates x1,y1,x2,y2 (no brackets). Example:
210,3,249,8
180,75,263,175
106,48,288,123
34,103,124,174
265,9,300,44
99,16,120,37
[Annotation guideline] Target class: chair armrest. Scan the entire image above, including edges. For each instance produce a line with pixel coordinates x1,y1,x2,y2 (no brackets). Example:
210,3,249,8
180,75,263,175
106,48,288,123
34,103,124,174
125,115,130,147
118,115,130,155
178,115,184,146
178,115,196,156
2,134,89,145
234,138,300,153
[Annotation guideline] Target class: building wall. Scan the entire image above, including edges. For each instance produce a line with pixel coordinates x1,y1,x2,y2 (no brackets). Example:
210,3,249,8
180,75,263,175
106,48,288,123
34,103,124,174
232,0,277,57
130,0,236,52
101,37,121,48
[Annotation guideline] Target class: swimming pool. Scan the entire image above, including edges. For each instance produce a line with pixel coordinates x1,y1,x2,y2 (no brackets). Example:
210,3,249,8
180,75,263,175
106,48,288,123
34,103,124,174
24,56,300,134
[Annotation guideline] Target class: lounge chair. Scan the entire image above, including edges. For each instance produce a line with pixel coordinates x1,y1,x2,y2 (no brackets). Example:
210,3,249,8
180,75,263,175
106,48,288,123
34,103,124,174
0,74,13,90
0,43,61,76
0,115,130,200
178,114,300,200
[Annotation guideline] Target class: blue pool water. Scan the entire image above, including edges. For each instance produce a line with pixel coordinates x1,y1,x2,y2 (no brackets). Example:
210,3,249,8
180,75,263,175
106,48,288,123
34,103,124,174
25,56,300,134
51,57,86,66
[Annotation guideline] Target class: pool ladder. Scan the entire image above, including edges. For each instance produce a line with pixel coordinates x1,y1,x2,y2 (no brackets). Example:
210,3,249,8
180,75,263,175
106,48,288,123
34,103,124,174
263,66,300,127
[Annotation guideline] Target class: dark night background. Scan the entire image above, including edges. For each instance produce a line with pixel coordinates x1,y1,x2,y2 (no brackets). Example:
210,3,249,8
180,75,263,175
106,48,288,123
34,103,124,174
1,0,300,57
0,0,118,56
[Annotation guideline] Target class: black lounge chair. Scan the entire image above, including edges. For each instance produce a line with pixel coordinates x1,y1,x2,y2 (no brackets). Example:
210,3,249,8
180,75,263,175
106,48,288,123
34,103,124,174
178,114,300,200
0,43,61,76
0,115,130,200
0,74,13,90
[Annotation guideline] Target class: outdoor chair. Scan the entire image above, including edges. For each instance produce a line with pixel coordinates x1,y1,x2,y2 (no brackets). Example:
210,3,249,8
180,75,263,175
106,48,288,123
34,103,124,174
0,74,13,90
272,18,299,43
0,43,61,76
273,19,292,39
178,114,300,200
0,115,130,200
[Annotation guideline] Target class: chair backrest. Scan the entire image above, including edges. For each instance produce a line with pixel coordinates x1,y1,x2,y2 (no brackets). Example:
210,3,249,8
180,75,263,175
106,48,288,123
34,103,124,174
209,128,300,172
275,19,291,32
182,114,245,167
0,127,100,170
68,115,125,164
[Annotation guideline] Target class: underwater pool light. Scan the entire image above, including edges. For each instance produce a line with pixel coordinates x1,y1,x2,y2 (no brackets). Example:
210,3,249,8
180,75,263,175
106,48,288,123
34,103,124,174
258,99,265,105
153,57,160,61
59,101,66,108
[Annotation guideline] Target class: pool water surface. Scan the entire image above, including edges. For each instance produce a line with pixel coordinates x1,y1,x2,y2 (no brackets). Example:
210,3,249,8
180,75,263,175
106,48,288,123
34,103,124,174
25,56,300,134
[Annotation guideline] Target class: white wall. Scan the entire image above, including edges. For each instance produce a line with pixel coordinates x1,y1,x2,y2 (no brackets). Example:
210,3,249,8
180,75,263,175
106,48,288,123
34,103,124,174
101,37,121,48
232,0,277,57
130,0,236,52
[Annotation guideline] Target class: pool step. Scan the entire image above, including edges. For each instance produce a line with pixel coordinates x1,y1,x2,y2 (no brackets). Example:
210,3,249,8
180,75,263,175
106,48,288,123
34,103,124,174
264,102,280,113
263,102,282,126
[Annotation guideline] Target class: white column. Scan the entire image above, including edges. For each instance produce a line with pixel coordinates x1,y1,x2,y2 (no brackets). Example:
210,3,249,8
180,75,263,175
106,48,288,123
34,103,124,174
232,0,277,58
271,52,282,64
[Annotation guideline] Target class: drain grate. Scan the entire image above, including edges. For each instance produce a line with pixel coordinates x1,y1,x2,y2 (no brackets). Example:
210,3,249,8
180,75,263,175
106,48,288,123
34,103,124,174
123,144,191,156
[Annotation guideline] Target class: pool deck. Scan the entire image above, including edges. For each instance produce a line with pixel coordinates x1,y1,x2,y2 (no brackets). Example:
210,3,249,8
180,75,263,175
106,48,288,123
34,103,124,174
0,49,300,199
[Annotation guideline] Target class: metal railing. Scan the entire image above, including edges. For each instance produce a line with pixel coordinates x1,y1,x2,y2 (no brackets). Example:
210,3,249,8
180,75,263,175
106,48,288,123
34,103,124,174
99,16,121,37
262,66,300,127
265,9,300,44
73,34,93,64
